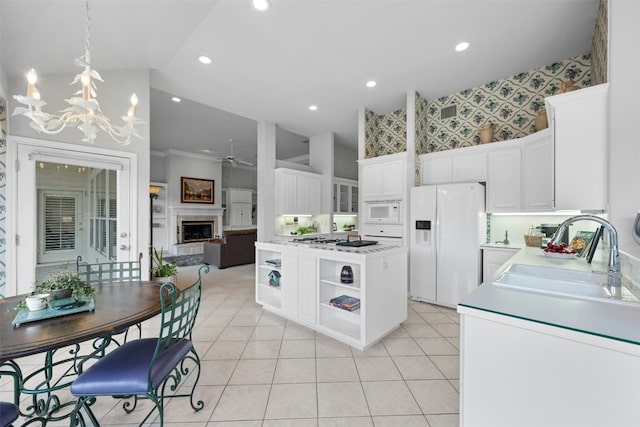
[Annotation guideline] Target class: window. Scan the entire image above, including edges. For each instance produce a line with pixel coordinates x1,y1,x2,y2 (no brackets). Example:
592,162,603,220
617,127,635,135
89,169,117,260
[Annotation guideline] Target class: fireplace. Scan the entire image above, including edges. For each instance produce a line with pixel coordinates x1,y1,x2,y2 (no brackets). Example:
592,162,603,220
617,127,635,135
181,221,214,243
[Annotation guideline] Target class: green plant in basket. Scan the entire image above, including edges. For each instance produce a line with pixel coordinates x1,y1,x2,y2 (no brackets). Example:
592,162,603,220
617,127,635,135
36,268,94,300
152,247,178,278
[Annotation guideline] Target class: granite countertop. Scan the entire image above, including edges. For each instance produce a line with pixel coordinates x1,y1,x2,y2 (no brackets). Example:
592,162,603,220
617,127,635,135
459,246,640,346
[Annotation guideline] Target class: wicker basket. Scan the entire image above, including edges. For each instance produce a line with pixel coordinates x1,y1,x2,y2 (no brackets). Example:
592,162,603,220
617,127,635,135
524,235,543,247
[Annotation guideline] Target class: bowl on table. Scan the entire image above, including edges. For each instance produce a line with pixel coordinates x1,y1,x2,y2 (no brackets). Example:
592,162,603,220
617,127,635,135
25,294,50,311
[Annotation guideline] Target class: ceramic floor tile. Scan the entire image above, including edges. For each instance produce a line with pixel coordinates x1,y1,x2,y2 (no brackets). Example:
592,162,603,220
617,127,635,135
431,323,460,338
210,384,271,421
162,385,224,423
199,360,238,385
203,341,247,360
229,359,277,385
351,341,389,357
402,324,441,338
372,415,430,426
207,421,262,426
316,357,359,382
392,356,445,380
408,302,441,313
417,312,454,324
425,414,460,427
278,340,316,358
251,326,285,341
283,323,316,340
318,417,374,426
430,355,460,379
414,337,459,356
362,381,421,416
445,336,460,350
384,327,410,339
228,313,262,327
401,311,427,324
241,340,281,359
354,357,402,381
406,380,459,414
273,358,317,383
381,338,425,356
264,383,318,419
315,339,352,357
191,326,225,341
263,419,318,427
257,313,288,327
317,382,370,418
217,326,256,341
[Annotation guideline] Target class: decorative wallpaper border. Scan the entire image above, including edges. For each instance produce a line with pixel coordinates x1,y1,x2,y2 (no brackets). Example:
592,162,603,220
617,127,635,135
591,0,608,85
0,101,6,297
422,53,592,153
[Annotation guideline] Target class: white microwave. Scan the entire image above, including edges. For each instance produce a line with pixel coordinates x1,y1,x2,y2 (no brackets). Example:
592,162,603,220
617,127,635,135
365,201,401,224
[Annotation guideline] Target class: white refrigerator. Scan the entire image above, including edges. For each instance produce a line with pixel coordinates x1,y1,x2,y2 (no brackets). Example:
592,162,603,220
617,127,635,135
409,183,486,308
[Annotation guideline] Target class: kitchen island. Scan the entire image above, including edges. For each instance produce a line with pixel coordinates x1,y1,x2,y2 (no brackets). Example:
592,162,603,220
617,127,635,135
255,240,408,350
458,247,640,427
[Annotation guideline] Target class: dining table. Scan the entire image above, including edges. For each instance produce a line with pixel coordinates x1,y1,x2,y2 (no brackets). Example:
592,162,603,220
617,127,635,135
0,280,163,424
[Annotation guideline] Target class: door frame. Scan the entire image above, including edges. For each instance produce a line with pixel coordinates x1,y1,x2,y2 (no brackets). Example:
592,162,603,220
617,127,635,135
7,136,138,295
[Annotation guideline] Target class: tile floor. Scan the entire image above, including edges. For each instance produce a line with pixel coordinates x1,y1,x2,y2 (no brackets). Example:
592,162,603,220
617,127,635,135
3,263,460,427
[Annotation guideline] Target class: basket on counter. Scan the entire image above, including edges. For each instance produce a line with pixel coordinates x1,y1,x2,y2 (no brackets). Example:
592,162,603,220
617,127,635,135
524,235,542,247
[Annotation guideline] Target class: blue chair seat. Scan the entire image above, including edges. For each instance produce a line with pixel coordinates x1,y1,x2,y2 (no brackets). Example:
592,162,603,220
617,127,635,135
71,338,192,396
0,401,19,427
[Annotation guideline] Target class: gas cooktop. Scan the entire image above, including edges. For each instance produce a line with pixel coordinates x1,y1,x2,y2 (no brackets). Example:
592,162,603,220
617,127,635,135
291,237,346,244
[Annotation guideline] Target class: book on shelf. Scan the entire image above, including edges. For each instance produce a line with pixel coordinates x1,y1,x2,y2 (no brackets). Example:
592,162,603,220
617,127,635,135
329,294,360,311
265,258,281,268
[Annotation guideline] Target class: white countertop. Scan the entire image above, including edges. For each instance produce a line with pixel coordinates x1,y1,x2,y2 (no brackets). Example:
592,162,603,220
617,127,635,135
257,240,405,256
481,243,525,250
459,246,640,345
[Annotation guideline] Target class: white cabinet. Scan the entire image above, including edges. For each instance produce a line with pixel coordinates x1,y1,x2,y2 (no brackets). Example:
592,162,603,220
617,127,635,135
360,153,405,201
487,141,522,213
482,247,519,283
225,188,254,227
546,84,608,211
333,178,358,213
420,146,488,185
522,135,554,211
275,168,323,215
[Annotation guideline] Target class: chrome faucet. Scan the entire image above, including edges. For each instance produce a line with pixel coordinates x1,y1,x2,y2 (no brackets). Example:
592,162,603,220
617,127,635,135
550,215,621,288
495,230,510,245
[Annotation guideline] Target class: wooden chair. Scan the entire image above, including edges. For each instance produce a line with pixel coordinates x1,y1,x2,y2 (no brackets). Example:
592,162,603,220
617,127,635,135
76,253,144,341
69,265,209,427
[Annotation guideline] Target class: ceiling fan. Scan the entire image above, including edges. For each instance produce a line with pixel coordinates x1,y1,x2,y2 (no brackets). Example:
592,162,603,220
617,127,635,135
219,139,254,167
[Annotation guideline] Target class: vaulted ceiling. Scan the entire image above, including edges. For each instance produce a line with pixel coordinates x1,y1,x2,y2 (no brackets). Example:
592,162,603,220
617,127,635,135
1,0,599,161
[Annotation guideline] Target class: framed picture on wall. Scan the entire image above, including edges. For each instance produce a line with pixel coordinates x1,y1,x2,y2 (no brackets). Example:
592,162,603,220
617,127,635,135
181,177,214,204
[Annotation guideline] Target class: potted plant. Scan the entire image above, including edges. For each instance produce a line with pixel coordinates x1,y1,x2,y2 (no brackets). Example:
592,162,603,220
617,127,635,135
36,268,94,300
152,247,178,283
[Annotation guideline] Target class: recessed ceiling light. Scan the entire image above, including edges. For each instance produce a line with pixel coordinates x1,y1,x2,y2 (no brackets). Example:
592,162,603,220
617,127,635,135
455,42,470,52
366,80,377,88
252,0,270,11
309,105,318,111
171,97,181,103
198,55,212,64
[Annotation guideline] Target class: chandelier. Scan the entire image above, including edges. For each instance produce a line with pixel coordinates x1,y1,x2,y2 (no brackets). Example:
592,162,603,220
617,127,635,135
12,0,143,145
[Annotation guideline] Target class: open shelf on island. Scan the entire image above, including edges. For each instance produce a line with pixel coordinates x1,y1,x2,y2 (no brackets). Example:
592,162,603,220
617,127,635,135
319,276,361,290
318,304,360,340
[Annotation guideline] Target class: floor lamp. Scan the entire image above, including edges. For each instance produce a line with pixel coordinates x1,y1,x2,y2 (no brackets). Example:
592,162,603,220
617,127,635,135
149,185,163,278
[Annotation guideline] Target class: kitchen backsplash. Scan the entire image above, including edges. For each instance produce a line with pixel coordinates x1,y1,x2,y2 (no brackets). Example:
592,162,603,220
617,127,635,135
489,214,603,246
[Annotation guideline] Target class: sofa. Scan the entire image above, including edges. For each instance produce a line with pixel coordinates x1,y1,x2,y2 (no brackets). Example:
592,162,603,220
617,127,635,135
203,229,257,268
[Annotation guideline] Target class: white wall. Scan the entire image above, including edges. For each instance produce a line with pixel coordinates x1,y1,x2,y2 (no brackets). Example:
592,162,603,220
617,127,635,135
609,0,640,258
165,151,223,209
222,165,257,190
334,142,358,180
150,151,167,183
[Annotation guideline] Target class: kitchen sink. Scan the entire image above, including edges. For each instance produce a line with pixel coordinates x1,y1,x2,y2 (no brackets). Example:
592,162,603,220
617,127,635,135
493,264,640,306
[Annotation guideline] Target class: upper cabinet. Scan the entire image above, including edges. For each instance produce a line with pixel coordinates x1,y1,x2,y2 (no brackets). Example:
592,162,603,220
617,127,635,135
486,140,523,212
420,145,487,185
275,168,323,215
333,178,358,214
546,84,608,211
360,152,406,201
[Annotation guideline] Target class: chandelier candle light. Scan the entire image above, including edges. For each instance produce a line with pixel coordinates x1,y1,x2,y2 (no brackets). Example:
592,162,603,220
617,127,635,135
12,0,143,145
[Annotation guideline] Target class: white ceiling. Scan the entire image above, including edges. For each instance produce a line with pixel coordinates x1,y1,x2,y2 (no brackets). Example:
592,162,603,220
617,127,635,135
1,0,599,160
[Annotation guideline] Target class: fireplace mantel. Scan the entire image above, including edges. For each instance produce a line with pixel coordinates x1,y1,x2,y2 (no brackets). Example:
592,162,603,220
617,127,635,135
168,205,225,248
